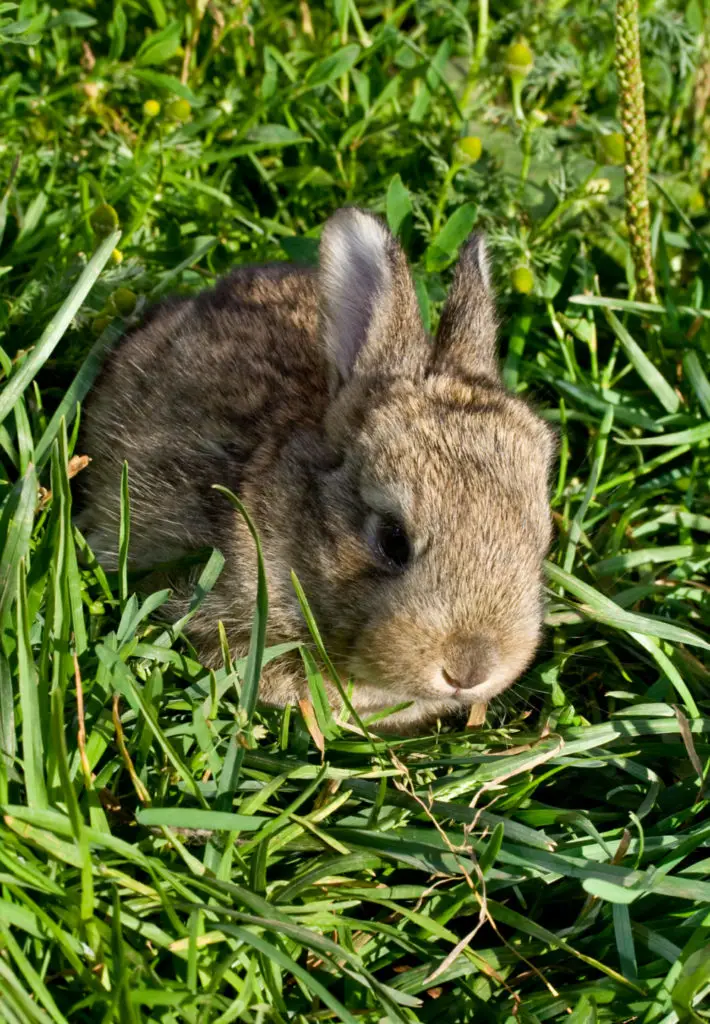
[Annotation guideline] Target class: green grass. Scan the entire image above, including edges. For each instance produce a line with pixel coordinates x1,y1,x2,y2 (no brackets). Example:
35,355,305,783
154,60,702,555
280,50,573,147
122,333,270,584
1,0,709,1020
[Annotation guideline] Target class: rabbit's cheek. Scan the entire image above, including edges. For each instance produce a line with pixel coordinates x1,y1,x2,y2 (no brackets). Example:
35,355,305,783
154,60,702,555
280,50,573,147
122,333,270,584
346,615,448,698
346,596,543,703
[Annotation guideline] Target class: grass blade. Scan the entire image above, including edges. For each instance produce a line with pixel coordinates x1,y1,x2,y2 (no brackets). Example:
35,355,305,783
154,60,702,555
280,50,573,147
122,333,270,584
118,461,130,606
0,229,120,428
16,559,47,809
601,307,679,413
0,464,37,624
34,318,124,468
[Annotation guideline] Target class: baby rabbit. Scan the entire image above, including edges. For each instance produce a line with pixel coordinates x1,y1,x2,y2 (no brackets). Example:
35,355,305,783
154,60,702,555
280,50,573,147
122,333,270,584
81,208,554,733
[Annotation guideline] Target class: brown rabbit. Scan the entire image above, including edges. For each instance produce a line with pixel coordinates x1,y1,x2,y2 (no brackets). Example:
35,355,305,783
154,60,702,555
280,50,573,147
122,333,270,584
80,208,554,733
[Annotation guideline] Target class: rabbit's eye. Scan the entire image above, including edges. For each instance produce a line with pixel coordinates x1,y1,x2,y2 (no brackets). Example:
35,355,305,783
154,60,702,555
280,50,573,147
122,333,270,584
369,514,411,572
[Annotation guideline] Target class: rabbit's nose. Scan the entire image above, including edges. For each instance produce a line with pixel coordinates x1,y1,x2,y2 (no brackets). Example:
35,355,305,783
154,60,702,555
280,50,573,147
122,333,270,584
442,640,497,690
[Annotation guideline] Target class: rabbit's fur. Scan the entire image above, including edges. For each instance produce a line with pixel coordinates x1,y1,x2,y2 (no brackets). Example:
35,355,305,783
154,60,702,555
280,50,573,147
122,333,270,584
80,208,554,733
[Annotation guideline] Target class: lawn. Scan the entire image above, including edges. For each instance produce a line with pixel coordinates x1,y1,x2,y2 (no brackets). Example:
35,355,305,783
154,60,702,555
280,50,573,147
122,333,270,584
1,0,709,1021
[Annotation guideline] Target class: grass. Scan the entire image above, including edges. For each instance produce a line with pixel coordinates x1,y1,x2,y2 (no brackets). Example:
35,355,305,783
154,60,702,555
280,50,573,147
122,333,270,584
0,0,709,1020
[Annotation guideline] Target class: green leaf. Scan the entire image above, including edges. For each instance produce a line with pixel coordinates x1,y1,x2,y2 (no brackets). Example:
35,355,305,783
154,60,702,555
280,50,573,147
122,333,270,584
209,487,269,832
0,464,37,623
545,561,710,650
118,461,130,606
305,44,360,88
145,0,167,27
136,808,268,832
478,821,505,875
425,203,477,271
132,69,198,104
246,124,304,144
567,994,598,1024
0,652,15,778
168,547,224,636
219,923,363,1024
46,9,97,27
281,235,319,266
569,293,710,319
683,350,710,418
612,903,638,980
592,544,710,576
0,229,120,428
672,944,710,1020
542,237,577,300
35,319,123,468
16,559,47,810
602,308,679,413
109,0,126,60
135,21,181,67
386,174,413,238
617,421,710,446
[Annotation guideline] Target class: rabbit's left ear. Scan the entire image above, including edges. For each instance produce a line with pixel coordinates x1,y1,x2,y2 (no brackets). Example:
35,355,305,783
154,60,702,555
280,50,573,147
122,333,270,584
319,208,429,390
429,234,499,380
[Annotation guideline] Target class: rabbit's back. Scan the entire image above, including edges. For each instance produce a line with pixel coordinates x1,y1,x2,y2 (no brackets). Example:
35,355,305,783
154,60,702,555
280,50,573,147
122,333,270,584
80,263,324,567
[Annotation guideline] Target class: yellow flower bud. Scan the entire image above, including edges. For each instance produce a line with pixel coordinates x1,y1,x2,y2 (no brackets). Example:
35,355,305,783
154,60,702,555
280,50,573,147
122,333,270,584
457,136,483,163
167,99,191,122
505,40,534,78
511,266,535,294
143,99,161,118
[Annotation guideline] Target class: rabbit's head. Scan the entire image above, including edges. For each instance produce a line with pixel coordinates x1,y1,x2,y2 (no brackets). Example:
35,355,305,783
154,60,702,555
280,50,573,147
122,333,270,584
290,208,554,715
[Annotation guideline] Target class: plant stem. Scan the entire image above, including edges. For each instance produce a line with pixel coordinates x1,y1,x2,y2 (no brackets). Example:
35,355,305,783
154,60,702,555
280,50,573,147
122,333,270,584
461,0,489,112
475,0,489,64
615,0,657,303
432,162,461,234
511,76,525,122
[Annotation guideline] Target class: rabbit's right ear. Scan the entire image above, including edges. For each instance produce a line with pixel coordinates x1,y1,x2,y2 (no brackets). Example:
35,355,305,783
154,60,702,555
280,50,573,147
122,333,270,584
319,208,429,391
430,234,499,381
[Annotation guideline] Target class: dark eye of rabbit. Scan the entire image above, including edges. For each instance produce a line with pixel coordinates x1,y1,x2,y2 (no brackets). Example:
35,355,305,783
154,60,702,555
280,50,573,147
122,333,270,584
371,515,411,571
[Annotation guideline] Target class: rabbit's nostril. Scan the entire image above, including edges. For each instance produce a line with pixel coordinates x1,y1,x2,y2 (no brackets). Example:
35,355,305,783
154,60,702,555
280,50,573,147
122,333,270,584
441,668,461,690
442,640,497,690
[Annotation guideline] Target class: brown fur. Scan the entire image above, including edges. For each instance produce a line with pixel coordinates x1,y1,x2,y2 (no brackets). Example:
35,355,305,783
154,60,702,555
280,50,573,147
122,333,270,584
80,208,554,733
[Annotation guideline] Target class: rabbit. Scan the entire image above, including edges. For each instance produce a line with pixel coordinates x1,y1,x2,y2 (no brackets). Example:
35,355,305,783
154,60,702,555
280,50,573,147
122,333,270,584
79,207,555,734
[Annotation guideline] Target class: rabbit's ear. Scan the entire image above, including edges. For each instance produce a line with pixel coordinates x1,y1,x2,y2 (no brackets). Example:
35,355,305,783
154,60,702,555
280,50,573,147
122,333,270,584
319,208,428,387
430,234,499,380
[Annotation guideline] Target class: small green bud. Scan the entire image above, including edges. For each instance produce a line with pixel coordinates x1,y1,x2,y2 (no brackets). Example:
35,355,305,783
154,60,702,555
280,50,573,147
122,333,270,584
511,266,535,294
90,203,119,237
688,190,706,215
600,132,625,165
456,135,483,163
92,315,111,335
143,99,161,118
28,119,49,142
504,40,534,78
88,601,105,615
167,99,191,122
109,287,137,316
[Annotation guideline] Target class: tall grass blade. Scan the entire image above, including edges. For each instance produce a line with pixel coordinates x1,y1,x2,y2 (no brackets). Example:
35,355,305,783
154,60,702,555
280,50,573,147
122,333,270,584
0,230,120,428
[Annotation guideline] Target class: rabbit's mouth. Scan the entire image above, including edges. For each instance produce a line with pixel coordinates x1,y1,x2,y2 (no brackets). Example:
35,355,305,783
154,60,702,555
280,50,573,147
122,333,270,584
430,666,515,704
344,656,515,706
346,615,540,706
